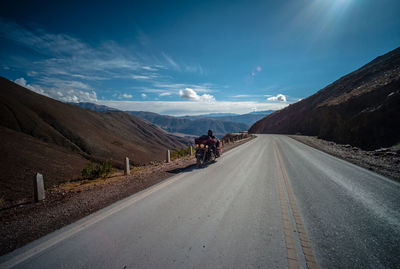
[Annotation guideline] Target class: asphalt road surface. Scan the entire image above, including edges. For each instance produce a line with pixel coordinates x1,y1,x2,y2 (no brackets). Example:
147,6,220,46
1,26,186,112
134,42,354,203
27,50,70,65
1,135,399,269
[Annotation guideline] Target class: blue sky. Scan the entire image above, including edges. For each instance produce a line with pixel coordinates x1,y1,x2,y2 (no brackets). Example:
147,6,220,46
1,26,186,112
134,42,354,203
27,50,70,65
1,0,399,115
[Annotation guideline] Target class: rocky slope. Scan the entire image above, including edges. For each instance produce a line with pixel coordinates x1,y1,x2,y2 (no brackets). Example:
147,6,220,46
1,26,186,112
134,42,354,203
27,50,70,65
0,77,185,204
249,47,400,150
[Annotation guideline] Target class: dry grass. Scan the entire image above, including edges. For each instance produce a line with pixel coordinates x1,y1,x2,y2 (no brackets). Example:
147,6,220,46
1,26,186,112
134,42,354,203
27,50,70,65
56,163,166,193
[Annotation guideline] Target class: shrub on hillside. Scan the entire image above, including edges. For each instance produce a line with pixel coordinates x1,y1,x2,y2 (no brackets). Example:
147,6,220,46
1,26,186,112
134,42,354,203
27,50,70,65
171,146,192,160
81,158,113,180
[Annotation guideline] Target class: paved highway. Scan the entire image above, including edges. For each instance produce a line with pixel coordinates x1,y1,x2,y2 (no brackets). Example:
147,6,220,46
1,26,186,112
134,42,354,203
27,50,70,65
1,135,399,268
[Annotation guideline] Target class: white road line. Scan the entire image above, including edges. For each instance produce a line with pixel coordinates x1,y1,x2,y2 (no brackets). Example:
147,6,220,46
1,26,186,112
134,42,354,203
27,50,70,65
0,172,187,269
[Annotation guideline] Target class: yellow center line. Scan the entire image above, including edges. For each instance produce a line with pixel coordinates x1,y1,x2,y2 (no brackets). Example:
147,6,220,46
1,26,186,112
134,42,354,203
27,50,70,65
273,141,319,269
273,143,300,269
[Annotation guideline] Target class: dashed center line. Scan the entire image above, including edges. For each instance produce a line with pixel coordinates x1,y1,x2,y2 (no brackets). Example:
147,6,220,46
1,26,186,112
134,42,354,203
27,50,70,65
273,141,318,269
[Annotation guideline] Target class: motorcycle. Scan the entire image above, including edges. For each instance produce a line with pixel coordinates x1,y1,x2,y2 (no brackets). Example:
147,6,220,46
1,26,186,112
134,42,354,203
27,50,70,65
194,135,221,168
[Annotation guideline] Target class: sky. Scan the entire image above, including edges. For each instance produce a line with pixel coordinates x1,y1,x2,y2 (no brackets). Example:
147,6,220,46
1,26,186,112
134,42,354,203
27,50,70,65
1,0,399,116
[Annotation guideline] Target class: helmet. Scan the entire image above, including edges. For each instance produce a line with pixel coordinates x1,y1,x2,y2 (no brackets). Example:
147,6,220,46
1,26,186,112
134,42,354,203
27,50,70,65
208,130,213,136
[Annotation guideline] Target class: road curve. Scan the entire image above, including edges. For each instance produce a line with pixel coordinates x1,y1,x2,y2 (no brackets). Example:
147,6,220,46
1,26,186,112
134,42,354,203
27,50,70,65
1,135,399,269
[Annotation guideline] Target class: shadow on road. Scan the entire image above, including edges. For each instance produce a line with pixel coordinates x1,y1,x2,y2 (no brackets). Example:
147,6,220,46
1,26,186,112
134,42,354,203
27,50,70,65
166,160,218,174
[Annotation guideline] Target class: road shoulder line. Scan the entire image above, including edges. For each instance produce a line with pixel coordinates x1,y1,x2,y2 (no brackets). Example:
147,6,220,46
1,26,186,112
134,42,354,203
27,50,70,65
0,172,189,269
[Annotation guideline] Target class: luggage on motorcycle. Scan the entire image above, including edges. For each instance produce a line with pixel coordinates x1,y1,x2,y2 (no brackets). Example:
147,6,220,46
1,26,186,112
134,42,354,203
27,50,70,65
195,135,210,145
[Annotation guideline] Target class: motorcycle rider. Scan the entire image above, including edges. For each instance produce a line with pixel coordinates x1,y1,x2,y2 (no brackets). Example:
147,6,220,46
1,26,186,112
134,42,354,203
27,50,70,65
207,129,215,140
207,130,220,157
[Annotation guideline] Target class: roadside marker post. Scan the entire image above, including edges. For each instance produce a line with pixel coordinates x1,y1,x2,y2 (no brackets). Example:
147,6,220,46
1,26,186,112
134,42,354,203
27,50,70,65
124,157,130,175
166,150,171,163
33,173,45,202
190,146,193,156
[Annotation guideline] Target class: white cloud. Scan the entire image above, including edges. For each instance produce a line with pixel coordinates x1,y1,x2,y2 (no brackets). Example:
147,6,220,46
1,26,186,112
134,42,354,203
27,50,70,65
141,93,147,98
232,94,258,98
199,94,215,102
141,66,158,71
121,93,133,99
0,19,214,107
179,88,215,103
159,92,172,97
14,77,98,103
183,64,205,75
131,74,159,80
233,95,250,98
231,94,268,98
267,94,287,102
15,77,43,94
96,100,288,116
179,88,198,99
0,19,158,83
154,83,214,93
131,75,150,80
27,71,38,77
141,89,166,93
15,77,26,86
162,52,180,70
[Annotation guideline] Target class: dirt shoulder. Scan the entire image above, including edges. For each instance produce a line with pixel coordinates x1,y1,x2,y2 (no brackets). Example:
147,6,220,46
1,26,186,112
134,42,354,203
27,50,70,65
0,137,253,256
290,135,400,182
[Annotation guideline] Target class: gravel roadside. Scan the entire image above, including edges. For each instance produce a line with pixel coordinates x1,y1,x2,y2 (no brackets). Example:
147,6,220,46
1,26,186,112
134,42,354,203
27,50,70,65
0,137,253,256
290,135,400,182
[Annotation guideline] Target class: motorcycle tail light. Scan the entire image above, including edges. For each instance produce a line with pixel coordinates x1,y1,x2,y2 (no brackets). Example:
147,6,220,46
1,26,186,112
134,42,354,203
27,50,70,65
200,144,204,148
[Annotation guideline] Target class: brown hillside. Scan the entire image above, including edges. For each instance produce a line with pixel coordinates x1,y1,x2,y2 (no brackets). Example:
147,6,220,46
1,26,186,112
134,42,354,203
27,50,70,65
0,77,185,204
249,47,400,150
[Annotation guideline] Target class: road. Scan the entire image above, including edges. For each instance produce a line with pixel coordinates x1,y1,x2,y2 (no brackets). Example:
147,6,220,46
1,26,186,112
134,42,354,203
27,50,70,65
1,135,399,269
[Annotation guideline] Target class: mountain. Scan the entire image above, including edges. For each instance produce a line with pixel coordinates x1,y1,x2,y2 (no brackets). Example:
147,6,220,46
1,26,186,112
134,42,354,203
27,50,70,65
249,47,400,150
0,77,186,203
71,103,271,135
182,113,239,119
68,102,121,112
182,110,275,125
248,110,276,115
126,111,248,137
207,110,275,125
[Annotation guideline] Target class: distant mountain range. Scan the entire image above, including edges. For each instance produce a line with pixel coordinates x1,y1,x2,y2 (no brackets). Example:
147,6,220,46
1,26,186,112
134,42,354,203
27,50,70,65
0,77,186,202
68,102,121,113
126,111,248,137
181,110,275,125
184,112,239,117
71,103,274,137
250,46,400,150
